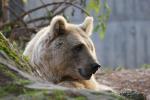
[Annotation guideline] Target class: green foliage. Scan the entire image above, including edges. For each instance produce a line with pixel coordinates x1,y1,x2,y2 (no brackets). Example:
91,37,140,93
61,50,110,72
86,0,101,14
47,11,53,19
86,0,111,40
22,0,28,4
142,64,150,69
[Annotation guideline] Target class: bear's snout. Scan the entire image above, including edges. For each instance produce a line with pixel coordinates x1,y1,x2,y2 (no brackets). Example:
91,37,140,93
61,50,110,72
78,63,101,80
91,63,101,74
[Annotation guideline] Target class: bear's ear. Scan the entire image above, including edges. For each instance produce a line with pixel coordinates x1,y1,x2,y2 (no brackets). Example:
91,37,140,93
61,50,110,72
80,16,93,36
50,16,67,37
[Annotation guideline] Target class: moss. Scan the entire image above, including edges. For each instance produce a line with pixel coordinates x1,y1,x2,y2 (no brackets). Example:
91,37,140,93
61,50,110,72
75,96,86,100
91,91,125,100
52,89,66,100
0,83,34,98
109,93,126,100
0,59,32,98
0,63,31,83
0,64,19,80
0,63,31,85
0,32,32,73
0,32,20,64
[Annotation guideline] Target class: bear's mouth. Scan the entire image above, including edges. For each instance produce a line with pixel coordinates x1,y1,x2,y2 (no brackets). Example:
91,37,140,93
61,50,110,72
78,68,93,80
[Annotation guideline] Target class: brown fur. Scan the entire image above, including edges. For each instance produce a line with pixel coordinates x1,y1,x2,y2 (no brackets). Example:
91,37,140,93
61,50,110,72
23,16,112,91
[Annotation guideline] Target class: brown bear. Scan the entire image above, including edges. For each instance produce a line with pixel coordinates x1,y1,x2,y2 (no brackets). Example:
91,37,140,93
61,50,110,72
23,16,112,91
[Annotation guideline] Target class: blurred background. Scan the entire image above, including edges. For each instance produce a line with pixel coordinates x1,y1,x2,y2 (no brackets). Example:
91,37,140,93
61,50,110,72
0,0,150,69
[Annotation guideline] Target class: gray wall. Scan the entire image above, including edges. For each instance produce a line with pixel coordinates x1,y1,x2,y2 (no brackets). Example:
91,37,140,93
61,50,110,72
25,0,150,68
99,0,150,68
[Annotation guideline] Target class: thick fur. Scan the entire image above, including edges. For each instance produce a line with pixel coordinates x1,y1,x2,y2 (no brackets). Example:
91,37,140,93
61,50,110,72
23,16,112,91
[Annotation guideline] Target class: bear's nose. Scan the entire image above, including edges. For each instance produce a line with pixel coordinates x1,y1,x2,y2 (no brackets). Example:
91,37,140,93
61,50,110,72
91,63,101,69
91,63,101,74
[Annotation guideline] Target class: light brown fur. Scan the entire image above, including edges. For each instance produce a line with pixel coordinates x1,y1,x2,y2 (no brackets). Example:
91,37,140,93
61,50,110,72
23,16,112,91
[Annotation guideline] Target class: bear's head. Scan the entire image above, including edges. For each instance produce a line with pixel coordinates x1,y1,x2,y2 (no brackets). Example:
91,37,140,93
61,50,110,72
31,16,101,82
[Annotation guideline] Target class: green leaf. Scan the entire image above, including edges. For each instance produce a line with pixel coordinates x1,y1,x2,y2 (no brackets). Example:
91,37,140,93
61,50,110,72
47,11,52,19
99,30,105,40
86,0,110,40
22,0,28,4
86,0,101,15
94,6,100,14
99,22,106,40
94,24,100,32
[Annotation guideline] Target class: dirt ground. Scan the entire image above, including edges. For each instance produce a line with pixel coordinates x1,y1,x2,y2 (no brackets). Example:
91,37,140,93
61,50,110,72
96,68,150,99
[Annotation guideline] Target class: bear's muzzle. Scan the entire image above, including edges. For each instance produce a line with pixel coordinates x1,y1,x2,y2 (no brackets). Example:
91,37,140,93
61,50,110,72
78,63,101,80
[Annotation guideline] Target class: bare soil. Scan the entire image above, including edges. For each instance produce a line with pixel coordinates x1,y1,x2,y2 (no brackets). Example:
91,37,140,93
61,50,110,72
96,68,150,99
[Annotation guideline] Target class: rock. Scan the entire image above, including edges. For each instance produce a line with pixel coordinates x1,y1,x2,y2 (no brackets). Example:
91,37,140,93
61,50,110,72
120,89,146,100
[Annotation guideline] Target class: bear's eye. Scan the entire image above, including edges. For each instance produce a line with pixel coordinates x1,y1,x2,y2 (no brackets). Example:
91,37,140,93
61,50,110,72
73,44,84,52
